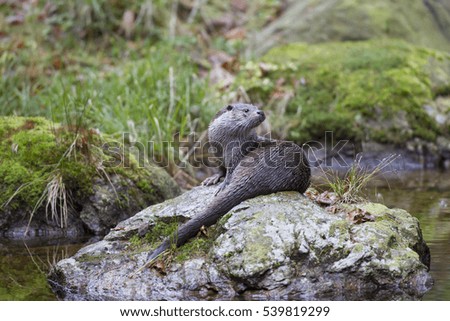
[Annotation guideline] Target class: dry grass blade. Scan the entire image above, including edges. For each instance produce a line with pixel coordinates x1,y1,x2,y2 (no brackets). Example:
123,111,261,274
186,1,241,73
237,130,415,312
1,182,33,209
45,172,69,229
319,154,400,203
25,138,81,234
129,249,170,277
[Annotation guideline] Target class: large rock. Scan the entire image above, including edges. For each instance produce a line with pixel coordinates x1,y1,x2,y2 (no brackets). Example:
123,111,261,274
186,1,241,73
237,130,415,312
49,186,432,300
0,116,180,238
249,0,450,55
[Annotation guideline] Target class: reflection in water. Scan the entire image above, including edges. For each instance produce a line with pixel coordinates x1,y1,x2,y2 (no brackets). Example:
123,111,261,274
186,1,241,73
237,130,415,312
366,170,450,301
0,171,449,300
0,238,88,300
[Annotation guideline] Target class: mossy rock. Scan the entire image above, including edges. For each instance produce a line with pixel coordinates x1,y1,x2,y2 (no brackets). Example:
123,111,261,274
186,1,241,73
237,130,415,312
236,40,450,150
49,189,432,300
0,116,180,238
249,0,450,55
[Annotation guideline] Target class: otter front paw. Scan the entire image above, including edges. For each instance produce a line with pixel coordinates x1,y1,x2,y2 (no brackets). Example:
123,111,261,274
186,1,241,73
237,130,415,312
202,173,223,186
214,181,228,196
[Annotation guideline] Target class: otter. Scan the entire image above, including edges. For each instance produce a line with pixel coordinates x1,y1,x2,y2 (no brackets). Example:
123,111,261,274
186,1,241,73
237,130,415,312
143,103,311,264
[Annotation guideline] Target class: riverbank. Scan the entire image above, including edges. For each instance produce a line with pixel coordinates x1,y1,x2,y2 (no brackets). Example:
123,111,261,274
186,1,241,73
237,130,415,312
1,169,448,300
48,177,435,300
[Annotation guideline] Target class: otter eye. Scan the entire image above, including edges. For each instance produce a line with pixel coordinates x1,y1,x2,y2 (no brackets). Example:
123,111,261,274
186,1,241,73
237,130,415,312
226,105,233,111
244,109,249,113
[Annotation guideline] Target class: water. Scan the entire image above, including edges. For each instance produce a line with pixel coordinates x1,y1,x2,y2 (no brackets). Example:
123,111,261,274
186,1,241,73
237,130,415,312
367,170,450,301
0,238,88,300
0,170,448,300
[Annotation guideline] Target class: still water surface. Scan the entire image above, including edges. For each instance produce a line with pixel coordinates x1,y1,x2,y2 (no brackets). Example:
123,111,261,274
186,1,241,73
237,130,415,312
0,170,449,300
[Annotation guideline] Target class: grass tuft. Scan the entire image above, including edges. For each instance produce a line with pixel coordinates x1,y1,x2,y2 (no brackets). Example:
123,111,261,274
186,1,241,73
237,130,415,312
318,154,399,204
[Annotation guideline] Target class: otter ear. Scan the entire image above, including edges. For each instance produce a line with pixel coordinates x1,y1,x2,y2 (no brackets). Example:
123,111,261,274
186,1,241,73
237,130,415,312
226,105,233,111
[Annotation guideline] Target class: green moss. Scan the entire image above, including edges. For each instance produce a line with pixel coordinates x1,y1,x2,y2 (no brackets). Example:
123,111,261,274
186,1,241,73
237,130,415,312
357,203,389,216
240,221,273,266
0,117,65,211
128,219,180,252
111,155,179,206
77,253,111,264
218,213,233,226
0,116,106,215
251,0,450,53
136,180,155,195
329,220,350,241
237,40,450,145
144,219,179,245
128,217,218,262
175,237,212,262
129,234,143,248
59,160,96,197
352,243,365,253
0,116,177,230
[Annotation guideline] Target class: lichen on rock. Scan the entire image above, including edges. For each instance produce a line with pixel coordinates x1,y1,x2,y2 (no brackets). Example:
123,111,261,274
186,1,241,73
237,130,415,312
49,187,432,300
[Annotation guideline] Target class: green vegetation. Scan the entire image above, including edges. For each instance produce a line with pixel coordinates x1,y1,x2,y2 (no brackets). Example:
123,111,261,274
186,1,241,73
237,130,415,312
3,2,450,167
0,0,225,173
0,0,284,236
144,219,179,247
0,116,178,229
173,237,211,262
0,252,56,300
317,154,399,204
129,216,218,264
0,0,284,170
238,40,450,144
2,0,449,301
0,117,97,227
2,0,450,237
1,37,217,168
250,0,450,54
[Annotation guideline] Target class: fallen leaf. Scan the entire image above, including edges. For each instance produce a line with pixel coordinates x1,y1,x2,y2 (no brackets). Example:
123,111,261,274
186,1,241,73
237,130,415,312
52,57,63,70
208,50,239,73
315,191,338,205
14,40,25,49
326,205,339,214
305,188,319,201
347,208,375,224
154,260,166,275
208,50,237,87
258,62,277,75
208,50,233,65
276,77,285,87
199,225,208,237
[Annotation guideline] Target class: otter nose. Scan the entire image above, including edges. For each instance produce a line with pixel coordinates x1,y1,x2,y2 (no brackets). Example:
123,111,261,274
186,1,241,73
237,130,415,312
257,110,265,117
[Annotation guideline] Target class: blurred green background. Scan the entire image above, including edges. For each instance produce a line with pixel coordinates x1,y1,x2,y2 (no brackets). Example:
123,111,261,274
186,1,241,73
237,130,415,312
1,0,449,301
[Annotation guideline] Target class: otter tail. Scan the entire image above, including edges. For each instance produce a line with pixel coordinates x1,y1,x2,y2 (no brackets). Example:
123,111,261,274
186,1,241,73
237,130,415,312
144,185,253,264
143,142,310,267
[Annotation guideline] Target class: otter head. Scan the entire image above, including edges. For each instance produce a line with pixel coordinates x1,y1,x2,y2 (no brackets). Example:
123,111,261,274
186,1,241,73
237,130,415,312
208,103,266,143
218,103,265,132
